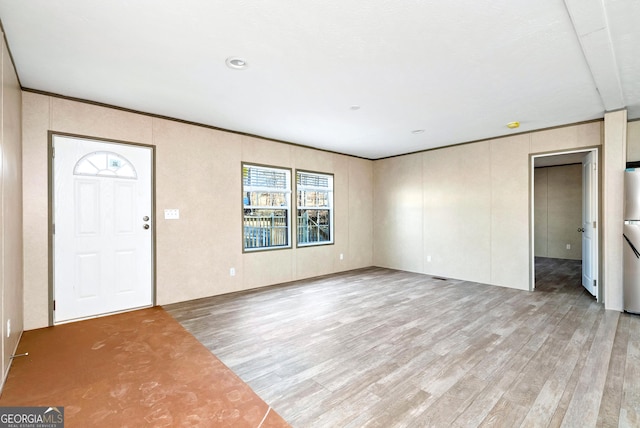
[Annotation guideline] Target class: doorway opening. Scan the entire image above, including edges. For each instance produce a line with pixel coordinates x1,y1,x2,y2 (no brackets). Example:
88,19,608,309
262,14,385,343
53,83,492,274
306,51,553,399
530,147,600,302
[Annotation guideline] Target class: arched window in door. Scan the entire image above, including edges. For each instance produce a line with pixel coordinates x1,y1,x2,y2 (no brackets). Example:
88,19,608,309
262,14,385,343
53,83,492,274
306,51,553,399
73,151,138,179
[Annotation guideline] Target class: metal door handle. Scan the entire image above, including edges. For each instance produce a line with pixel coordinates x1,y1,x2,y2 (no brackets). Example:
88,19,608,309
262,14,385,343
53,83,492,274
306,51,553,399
143,224,150,230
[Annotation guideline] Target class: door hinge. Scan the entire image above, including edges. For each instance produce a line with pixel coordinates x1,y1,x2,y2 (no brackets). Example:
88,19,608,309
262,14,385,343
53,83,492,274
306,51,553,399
52,224,55,234
593,221,597,228
52,147,55,158
53,300,56,311
594,279,597,288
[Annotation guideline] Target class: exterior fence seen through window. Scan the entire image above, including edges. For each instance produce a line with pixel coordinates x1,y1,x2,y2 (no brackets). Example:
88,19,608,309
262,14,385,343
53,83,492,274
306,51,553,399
297,171,333,246
242,164,291,251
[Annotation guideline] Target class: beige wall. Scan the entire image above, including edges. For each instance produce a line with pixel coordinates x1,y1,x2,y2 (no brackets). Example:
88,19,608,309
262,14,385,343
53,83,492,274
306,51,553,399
20,91,634,329
603,111,627,311
627,120,640,162
534,164,583,260
374,122,602,292
1,36,23,386
373,153,424,273
22,93,373,330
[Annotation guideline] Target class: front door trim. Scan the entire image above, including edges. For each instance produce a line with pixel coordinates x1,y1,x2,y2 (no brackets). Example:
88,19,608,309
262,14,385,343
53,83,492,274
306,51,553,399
48,131,156,326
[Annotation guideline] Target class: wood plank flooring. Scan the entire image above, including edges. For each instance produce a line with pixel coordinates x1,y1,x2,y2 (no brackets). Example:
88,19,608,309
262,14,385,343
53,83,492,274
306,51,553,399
165,258,640,427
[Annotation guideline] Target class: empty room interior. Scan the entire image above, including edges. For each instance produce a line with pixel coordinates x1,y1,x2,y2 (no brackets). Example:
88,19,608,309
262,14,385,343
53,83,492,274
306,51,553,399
0,1,640,427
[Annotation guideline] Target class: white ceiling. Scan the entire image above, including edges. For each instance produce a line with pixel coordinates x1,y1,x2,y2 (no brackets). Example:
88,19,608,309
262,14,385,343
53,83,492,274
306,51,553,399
0,0,638,159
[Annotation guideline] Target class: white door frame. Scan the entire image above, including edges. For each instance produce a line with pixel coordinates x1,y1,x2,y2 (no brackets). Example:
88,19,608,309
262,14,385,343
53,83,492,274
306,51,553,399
529,147,601,302
48,131,156,326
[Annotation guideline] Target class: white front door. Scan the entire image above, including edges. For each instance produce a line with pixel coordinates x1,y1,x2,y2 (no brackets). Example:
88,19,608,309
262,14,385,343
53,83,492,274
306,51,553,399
581,150,598,297
53,135,153,323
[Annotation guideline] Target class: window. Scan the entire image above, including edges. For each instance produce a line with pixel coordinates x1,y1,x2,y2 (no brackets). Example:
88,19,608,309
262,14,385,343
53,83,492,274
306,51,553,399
243,164,292,251
296,170,334,246
74,151,137,179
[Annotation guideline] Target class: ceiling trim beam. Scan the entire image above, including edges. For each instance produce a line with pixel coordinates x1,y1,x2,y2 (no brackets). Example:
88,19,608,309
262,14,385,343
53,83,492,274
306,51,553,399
564,0,625,111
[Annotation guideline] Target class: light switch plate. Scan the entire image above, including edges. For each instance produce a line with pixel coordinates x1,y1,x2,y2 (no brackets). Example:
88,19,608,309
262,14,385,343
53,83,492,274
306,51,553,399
164,209,180,220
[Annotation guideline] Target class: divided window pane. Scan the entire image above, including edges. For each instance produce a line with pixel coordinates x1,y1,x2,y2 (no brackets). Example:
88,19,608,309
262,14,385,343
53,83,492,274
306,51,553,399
296,171,334,246
243,164,292,251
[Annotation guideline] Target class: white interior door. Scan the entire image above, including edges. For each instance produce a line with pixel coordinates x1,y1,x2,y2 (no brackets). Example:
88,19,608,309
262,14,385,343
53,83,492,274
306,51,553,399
53,135,153,323
581,150,598,297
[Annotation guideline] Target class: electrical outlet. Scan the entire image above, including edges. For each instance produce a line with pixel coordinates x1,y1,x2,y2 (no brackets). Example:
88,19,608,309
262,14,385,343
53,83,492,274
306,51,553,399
427,255,432,262
566,244,571,250
339,253,344,260
230,267,236,277
164,209,180,220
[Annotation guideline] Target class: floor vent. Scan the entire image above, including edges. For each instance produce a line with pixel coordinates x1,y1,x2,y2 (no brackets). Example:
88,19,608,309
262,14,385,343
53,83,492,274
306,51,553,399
432,276,448,281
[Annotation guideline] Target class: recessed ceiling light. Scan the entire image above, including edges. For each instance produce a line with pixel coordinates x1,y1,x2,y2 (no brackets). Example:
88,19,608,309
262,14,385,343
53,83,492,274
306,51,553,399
507,121,520,129
226,57,248,70
412,129,425,134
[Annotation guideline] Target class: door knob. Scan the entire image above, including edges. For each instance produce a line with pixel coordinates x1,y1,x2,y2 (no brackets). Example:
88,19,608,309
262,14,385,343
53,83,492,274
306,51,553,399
143,216,149,221
143,224,150,230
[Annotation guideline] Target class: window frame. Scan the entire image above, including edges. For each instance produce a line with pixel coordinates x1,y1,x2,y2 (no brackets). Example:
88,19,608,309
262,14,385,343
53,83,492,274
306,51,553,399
295,169,334,248
242,163,293,253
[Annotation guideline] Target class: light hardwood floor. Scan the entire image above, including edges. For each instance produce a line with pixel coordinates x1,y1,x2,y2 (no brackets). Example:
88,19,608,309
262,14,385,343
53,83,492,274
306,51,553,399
165,258,640,427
